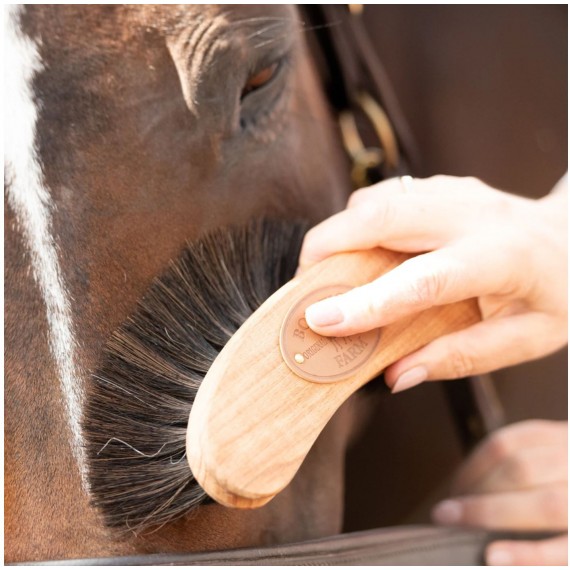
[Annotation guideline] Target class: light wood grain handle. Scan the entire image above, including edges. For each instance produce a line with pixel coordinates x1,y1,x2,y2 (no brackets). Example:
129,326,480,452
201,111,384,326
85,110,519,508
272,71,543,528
187,248,480,508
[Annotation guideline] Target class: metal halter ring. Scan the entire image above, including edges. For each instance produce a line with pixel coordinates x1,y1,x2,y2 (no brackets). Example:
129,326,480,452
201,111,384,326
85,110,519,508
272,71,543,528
399,175,415,193
338,91,401,189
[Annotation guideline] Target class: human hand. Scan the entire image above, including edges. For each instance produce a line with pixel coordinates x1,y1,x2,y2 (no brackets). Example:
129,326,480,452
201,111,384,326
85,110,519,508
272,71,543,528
431,420,568,565
298,175,568,392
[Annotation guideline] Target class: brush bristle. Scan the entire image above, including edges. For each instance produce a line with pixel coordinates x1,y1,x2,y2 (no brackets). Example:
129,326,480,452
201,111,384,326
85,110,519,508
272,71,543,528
84,218,307,530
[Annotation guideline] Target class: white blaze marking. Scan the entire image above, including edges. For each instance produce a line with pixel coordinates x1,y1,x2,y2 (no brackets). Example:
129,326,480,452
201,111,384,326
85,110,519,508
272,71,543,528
4,6,89,491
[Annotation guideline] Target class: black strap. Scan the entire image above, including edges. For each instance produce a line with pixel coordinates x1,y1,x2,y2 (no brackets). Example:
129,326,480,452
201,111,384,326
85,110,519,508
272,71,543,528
300,5,420,174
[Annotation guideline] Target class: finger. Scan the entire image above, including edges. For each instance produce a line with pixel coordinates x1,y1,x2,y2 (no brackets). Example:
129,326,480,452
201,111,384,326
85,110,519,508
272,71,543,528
345,174,495,209
467,445,567,495
486,535,568,566
304,238,517,337
298,176,489,270
384,311,564,392
345,176,425,208
451,421,568,495
431,484,567,531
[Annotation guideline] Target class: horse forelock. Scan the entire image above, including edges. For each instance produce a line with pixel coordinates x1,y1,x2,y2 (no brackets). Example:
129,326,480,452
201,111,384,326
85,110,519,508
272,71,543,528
4,5,89,493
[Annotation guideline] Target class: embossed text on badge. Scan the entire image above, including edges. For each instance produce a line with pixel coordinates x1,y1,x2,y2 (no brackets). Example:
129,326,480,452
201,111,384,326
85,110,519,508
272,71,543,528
279,285,381,383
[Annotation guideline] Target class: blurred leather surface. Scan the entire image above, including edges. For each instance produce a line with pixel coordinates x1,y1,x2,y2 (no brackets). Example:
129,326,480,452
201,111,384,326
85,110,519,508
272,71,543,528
16,526,536,565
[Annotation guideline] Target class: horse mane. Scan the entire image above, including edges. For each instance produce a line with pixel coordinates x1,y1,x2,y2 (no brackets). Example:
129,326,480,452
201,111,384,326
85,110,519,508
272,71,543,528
83,218,307,531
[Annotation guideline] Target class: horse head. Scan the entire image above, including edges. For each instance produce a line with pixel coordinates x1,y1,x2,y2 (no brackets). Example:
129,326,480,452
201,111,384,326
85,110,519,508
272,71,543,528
5,5,360,561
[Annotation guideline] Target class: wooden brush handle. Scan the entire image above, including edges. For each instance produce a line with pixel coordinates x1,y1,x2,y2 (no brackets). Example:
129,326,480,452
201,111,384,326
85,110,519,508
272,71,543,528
187,248,480,508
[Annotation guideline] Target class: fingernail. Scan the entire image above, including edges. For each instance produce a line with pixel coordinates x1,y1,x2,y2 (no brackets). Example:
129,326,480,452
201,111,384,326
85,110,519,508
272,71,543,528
305,300,344,328
487,548,513,566
391,365,428,393
432,500,463,525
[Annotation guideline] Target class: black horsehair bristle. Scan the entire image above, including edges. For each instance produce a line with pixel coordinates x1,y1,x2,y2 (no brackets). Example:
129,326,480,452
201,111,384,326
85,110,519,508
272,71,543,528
84,218,307,531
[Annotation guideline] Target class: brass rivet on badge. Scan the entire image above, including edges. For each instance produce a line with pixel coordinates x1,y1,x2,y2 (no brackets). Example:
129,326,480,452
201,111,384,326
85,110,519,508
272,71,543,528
279,285,381,383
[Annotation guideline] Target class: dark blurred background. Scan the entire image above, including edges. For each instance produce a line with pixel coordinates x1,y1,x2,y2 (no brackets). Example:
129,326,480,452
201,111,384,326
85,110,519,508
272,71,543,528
343,4,567,532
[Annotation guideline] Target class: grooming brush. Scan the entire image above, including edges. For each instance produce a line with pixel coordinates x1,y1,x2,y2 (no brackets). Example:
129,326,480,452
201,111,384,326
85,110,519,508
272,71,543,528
186,247,480,508
84,219,307,530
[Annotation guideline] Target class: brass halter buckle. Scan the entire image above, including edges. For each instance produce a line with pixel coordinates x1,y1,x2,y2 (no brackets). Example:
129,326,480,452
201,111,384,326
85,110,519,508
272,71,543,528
339,91,400,189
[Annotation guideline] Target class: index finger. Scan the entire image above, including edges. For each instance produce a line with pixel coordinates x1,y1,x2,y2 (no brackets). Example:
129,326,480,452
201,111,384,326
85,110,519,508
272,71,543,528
304,235,515,337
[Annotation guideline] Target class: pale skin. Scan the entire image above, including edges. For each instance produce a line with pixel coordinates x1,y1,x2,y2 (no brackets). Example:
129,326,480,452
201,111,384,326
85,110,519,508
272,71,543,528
433,419,567,566
298,174,568,565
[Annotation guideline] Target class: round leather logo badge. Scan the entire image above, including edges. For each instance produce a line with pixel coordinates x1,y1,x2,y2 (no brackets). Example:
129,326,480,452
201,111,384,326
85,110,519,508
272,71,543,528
279,285,381,383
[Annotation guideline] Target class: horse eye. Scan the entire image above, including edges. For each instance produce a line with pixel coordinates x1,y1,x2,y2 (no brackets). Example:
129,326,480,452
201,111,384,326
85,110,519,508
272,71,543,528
241,62,279,99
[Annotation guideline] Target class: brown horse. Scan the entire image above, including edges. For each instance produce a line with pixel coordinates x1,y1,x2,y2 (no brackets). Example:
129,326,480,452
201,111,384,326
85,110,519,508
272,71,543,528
5,4,362,562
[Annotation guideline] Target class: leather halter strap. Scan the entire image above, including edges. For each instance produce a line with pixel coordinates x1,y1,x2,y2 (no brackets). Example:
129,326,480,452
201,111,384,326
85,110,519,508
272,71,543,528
300,5,420,183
